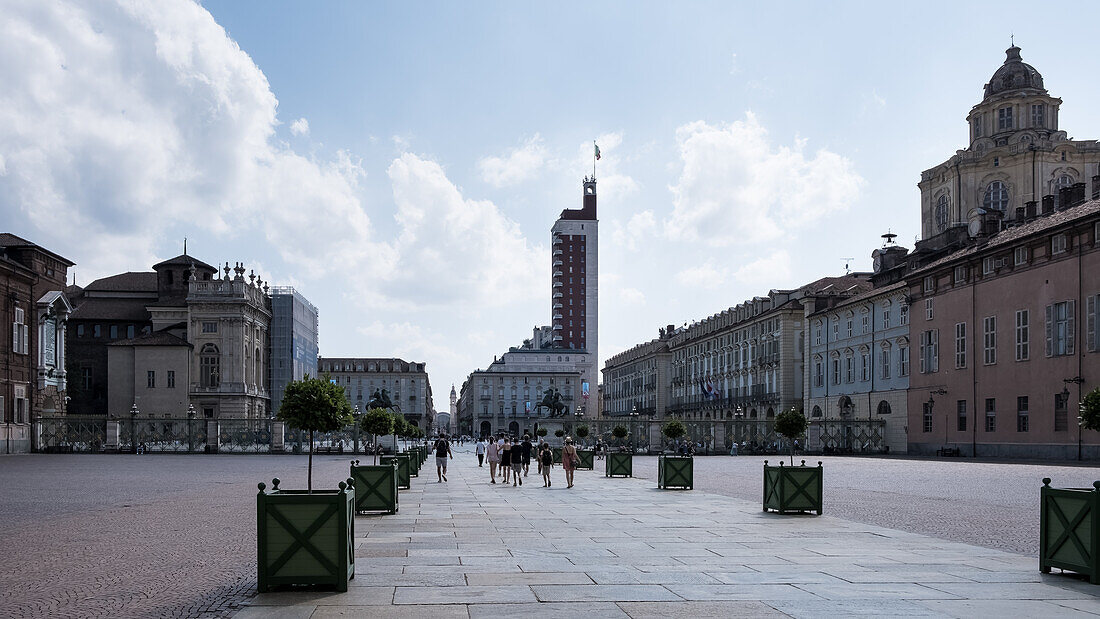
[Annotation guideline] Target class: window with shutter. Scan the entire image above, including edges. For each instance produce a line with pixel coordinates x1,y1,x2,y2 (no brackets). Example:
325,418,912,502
1045,304,1054,357
1089,294,1098,352
1067,299,1076,355
932,329,939,372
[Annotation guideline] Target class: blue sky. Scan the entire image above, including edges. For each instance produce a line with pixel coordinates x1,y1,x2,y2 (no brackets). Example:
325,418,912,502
4,1,1100,405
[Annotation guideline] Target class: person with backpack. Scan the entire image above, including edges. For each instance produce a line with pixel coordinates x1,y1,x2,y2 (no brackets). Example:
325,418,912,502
434,433,453,482
520,434,533,477
539,443,554,487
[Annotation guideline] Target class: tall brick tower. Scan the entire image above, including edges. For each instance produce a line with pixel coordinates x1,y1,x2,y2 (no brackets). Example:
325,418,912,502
550,177,598,405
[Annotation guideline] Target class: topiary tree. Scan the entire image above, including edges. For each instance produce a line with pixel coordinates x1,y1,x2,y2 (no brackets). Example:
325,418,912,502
576,424,589,447
612,425,628,447
278,375,354,493
661,419,687,453
774,407,808,465
391,413,409,452
1080,387,1100,432
536,427,548,438
360,407,393,464
554,429,565,438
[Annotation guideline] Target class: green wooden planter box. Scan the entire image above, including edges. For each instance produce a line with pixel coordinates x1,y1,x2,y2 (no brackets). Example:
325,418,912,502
406,451,419,477
256,478,355,592
658,455,693,489
763,460,823,515
380,454,412,489
1040,478,1100,584
576,450,594,470
553,447,563,464
349,460,399,514
605,451,633,477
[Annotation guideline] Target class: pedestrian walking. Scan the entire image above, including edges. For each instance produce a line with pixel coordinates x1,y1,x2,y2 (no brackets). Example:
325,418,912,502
434,433,453,482
539,442,554,487
500,436,512,485
510,439,524,486
520,434,533,477
475,437,487,467
562,437,578,489
487,437,500,484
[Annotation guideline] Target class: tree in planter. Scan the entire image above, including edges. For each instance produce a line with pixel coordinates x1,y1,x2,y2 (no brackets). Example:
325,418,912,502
576,425,590,447
360,408,393,464
774,407,808,466
278,375,354,493
554,429,565,438
612,425,628,448
661,419,687,453
391,413,409,452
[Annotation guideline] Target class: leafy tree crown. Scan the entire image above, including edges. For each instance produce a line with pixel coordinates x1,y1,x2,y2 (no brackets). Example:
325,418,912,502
612,425,628,439
1080,387,1100,432
278,375,353,432
661,419,686,440
576,425,590,438
536,427,548,437
554,429,565,437
774,407,808,440
360,407,393,436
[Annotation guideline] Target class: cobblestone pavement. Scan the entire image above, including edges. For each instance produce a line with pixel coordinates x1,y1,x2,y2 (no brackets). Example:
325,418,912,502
2,451,1098,617
624,454,1100,555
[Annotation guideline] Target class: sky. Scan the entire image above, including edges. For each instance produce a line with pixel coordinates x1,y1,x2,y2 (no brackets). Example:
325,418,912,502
4,1,1100,404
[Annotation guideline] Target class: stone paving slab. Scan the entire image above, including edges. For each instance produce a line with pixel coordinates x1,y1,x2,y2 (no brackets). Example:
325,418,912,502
237,454,1100,617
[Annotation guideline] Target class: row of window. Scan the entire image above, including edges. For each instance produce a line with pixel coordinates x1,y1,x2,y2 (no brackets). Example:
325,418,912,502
934,176,1076,232
0,387,29,424
973,104,1046,138
814,304,908,345
922,395,1070,434
145,370,177,389
812,345,910,388
76,323,139,339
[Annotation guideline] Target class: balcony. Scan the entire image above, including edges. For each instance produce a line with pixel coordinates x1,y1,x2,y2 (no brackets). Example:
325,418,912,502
553,249,563,256
553,335,563,341
553,281,563,288
553,236,563,245
553,313,563,320
553,260,563,267
553,324,563,330
553,270,563,277
553,303,563,310
553,292,563,299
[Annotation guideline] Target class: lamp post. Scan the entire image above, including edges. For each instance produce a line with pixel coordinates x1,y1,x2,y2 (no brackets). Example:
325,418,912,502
630,404,639,452
575,406,584,447
928,388,947,450
734,406,744,454
129,403,139,454
187,404,196,453
352,405,361,455
1063,377,1084,461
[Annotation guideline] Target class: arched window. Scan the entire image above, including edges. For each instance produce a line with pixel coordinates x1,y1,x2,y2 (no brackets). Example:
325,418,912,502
766,408,775,419
812,405,822,418
254,347,261,387
877,400,892,415
935,194,949,231
200,344,220,388
983,181,1009,212
1053,174,1074,207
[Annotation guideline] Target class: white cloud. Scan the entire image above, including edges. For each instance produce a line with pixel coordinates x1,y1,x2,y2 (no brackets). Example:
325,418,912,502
289,117,309,136
676,261,728,288
732,251,792,288
0,0,381,281
578,132,638,203
619,287,645,305
666,112,864,247
610,210,657,251
383,152,545,308
478,134,547,188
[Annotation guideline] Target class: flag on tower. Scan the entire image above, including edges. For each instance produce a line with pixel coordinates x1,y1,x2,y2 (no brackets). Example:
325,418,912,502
594,143,601,160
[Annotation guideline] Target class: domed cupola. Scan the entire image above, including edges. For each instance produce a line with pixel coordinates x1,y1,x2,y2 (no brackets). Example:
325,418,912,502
983,46,1046,100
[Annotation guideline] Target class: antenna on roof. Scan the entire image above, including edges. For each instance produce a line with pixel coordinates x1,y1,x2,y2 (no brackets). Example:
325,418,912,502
841,258,854,275
1010,33,1014,47
183,237,187,256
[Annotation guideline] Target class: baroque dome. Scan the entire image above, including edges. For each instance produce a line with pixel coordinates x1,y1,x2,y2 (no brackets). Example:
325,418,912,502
983,46,1045,100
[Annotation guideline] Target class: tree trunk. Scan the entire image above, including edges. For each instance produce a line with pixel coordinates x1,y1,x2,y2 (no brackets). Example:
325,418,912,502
373,434,378,465
789,438,794,466
308,429,314,494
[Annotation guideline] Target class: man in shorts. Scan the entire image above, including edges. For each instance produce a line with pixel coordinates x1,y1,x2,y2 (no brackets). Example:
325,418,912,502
520,434,533,477
435,433,454,482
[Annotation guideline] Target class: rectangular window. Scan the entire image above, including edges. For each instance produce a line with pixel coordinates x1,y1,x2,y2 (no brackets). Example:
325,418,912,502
1014,246,1028,266
814,362,824,388
883,309,891,329
109,325,118,339
881,348,891,379
920,329,939,373
202,322,218,333
973,114,983,138
94,324,101,338
1016,309,1030,361
983,316,997,365
1017,396,1029,432
923,402,933,433
861,315,869,334
147,370,156,388
167,370,175,388
832,323,839,341
926,298,934,320
983,256,995,275
1031,104,1044,128
923,276,934,293
13,307,29,355
1055,392,1068,432
845,357,853,383
126,325,135,339
1045,300,1076,357
899,346,909,376
1052,234,1067,255
860,352,870,381
957,400,967,432
814,325,822,346
955,322,967,369
954,265,967,283
832,358,840,385
1089,294,1100,352
900,305,909,325
998,106,1013,130
82,367,92,391
846,318,853,337
77,324,85,337
985,398,996,432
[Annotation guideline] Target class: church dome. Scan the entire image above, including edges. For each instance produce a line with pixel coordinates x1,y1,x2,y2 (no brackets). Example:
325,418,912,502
983,46,1045,100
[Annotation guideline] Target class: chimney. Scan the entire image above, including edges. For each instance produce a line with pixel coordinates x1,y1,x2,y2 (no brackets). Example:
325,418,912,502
1025,201,1037,219
1014,206,1026,221
1058,186,1073,210
1041,195,1055,215
1069,182,1086,207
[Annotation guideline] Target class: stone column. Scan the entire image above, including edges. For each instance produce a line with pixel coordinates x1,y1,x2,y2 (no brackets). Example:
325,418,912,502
105,418,120,451
206,419,220,453
271,421,285,452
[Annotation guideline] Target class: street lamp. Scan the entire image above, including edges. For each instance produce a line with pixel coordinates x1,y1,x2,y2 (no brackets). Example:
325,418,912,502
352,405,361,454
734,405,744,454
187,404,196,453
630,404,639,452
1064,377,1084,461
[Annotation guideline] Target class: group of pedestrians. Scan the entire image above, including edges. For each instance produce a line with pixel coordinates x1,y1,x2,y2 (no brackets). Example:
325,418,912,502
474,434,580,489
